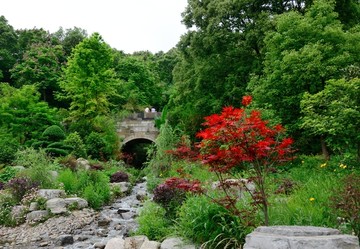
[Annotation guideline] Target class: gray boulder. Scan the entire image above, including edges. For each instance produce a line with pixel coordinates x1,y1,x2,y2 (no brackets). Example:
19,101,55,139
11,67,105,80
55,234,74,246
11,205,27,222
26,210,49,223
64,197,88,209
244,226,360,249
140,240,161,249
38,189,65,200
110,182,130,195
105,238,125,249
29,202,39,211
76,158,90,170
46,198,67,214
160,237,196,249
124,235,149,249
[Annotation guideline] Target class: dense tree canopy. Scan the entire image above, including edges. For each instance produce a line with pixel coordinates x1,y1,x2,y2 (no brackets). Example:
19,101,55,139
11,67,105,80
301,78,360,159
0,0,359,160
52,27,88,56
166,0,314,136
250,0,360,143
113,54,162,111
10,42,65,106
0,84,58,145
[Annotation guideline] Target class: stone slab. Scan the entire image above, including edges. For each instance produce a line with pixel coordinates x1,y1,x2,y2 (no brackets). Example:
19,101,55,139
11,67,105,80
244,226,360,249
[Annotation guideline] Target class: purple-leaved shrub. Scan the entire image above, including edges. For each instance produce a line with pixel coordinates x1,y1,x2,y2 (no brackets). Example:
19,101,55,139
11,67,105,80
5,177,39,203
110,171,129,183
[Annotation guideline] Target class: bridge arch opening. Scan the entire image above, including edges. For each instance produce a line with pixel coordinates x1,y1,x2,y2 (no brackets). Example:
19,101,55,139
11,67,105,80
121,138,154,169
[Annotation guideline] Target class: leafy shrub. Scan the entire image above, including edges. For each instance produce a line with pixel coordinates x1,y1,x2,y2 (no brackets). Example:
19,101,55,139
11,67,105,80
63,132,87,158
0,133,19,164
14,148,49,168
135,201,173,241
5,177,39,203
93,116,121,160
0,193,17,226
45,142,73,157
176,195,252,248
15,149,56,189
42,125,66,142
90,163,104,171
110,171,129,183
45,147,69,157
153,177,202,220
82,170,111,209
58,155,78,171
58,169,110,209
47,142,71,149
31,140,47,149
86,132,106,160
58,169,79,194
153,182,186,219
331,173,360,241
0,166,17,183
83,181,110,210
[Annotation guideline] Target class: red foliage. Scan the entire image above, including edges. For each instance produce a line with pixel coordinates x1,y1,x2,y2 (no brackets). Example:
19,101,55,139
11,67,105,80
196,104,294,173
164,177,203,194
242,95,253,107
166,136,199,161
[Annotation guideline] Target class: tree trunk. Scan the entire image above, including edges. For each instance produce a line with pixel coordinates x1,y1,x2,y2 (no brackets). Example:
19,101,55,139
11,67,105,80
320,136,330,161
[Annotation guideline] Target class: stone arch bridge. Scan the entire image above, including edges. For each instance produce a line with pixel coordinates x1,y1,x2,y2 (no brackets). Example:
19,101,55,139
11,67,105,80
116,112,160,146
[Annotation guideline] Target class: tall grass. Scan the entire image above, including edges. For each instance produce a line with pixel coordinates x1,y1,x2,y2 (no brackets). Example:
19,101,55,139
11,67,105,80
269,156,345,228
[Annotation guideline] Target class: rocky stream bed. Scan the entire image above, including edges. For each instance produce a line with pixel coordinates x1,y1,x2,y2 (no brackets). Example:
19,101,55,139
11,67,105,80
0,181,153,249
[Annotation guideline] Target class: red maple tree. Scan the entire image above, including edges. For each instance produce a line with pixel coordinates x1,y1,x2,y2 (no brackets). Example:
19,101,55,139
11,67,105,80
196,96,294,225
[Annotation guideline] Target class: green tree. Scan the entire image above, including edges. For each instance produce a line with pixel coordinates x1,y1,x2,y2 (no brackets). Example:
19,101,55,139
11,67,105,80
59,33,118,125
0,84,58,145
250,0,360,149
10,42,65,106
0,128,19,164
16,28,54,63
166,0,360,139
0,16,18,83
63,132,87,158
301,78,360,160
113,53,163,112
334,0,360,29
167,0,295,137
52,27,88,56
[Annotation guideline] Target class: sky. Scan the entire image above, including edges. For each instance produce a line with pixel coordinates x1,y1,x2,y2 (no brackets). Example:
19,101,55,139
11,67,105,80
1,0,188,54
